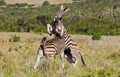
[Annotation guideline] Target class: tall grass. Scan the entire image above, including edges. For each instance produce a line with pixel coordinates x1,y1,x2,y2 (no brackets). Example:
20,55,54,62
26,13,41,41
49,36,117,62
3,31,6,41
0,32,120,77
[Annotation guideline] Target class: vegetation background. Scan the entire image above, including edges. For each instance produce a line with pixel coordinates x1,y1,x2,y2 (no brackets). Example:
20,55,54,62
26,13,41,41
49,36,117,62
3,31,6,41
0,0,120,77
0,0,120,35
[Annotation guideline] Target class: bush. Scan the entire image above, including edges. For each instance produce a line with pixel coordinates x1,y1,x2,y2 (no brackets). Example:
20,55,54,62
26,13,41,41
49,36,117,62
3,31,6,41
36,15,52,26
0,1,6,6
9,35,20,42
42,1,50,6
92,33,101,40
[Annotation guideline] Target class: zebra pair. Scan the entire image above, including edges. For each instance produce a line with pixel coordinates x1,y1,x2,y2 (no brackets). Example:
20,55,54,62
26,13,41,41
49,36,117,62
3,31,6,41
34,5,86,69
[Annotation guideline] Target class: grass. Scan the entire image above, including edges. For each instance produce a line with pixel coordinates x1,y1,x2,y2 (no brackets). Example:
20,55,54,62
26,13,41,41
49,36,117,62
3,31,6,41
0,32,120,77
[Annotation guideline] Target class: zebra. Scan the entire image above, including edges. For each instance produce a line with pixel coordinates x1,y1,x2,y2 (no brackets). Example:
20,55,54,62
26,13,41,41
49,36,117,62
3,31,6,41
34,6,77,69
47,5,86,67
34,36,66,69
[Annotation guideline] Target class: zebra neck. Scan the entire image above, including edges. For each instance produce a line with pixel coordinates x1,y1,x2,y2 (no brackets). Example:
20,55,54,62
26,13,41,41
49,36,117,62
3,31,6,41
63,30,69,39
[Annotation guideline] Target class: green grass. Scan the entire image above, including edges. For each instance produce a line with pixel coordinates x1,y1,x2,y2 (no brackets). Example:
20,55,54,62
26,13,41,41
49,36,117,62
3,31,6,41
0,32,120,77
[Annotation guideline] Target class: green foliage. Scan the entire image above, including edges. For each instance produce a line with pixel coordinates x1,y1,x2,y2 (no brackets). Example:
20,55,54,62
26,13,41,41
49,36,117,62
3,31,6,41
0,1,120,35
42,1,50,6
92,33,101,40
6,3,28,8
9,35,20,42
36,15,52,26
14,3,28,7
0,0,6,6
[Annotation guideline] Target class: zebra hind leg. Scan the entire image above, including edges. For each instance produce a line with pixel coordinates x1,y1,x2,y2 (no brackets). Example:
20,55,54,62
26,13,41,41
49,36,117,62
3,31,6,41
69,49,80,67
64,48,75,66
34,49,44,69
72,50,86,67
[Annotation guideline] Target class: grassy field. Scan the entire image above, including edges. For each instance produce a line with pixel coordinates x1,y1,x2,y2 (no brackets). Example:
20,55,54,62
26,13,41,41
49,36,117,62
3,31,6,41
0,32,120,77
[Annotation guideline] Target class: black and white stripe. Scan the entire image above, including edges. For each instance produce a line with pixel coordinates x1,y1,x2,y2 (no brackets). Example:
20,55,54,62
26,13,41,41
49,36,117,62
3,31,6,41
47,5,86,67
34,37,66,69
47,22,86,67
65,28,86,66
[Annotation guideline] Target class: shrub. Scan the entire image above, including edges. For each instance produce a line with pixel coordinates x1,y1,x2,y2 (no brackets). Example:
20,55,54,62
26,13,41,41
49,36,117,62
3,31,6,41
42,1,50,6
0,1,6,6
92,33,101,40
9,35,20,42
36,15,52,26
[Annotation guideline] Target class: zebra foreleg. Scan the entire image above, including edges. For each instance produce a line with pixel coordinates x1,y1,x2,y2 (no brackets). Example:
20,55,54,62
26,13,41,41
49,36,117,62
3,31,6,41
60,52,65,69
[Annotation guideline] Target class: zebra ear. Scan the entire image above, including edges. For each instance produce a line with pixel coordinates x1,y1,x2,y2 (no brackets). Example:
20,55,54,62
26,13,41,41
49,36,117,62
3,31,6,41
64,8,70,13
60,5,64,10
47,24,52,36
60,5,70,12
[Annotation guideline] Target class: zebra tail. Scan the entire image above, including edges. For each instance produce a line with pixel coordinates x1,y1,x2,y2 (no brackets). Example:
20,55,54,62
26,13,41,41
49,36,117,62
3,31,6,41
79,52,86,66
40,37,47,55
41,37,47,46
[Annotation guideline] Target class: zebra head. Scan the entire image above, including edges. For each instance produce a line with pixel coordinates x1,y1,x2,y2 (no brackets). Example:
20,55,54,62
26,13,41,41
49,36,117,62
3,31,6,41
55,5,70,20
47,20,64,38
47,5,69,38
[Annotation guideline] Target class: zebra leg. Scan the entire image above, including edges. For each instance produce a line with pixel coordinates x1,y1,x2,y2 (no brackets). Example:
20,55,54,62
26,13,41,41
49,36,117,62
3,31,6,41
72,57,78,67
71,49,86,67
60,51,65,69
34,49,44,69
64,48,75,66
70,49,79,67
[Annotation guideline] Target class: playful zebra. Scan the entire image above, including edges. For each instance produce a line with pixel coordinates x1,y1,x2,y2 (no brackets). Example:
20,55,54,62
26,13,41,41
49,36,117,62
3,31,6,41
47,5,86,67
34,36,66,69
34,6,76,69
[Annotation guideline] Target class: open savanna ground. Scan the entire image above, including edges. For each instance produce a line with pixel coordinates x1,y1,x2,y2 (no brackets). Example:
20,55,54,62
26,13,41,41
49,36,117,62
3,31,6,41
0,32,120,77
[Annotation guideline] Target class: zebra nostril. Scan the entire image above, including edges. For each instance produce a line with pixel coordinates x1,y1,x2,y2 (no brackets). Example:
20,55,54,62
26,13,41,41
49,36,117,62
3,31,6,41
49,34,52,36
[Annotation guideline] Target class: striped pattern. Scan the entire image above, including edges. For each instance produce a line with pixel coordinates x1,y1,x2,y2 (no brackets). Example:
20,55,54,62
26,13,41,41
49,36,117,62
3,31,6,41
49,20,86,67
34,37,65,69
44,41,58,57
64,30,80,52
